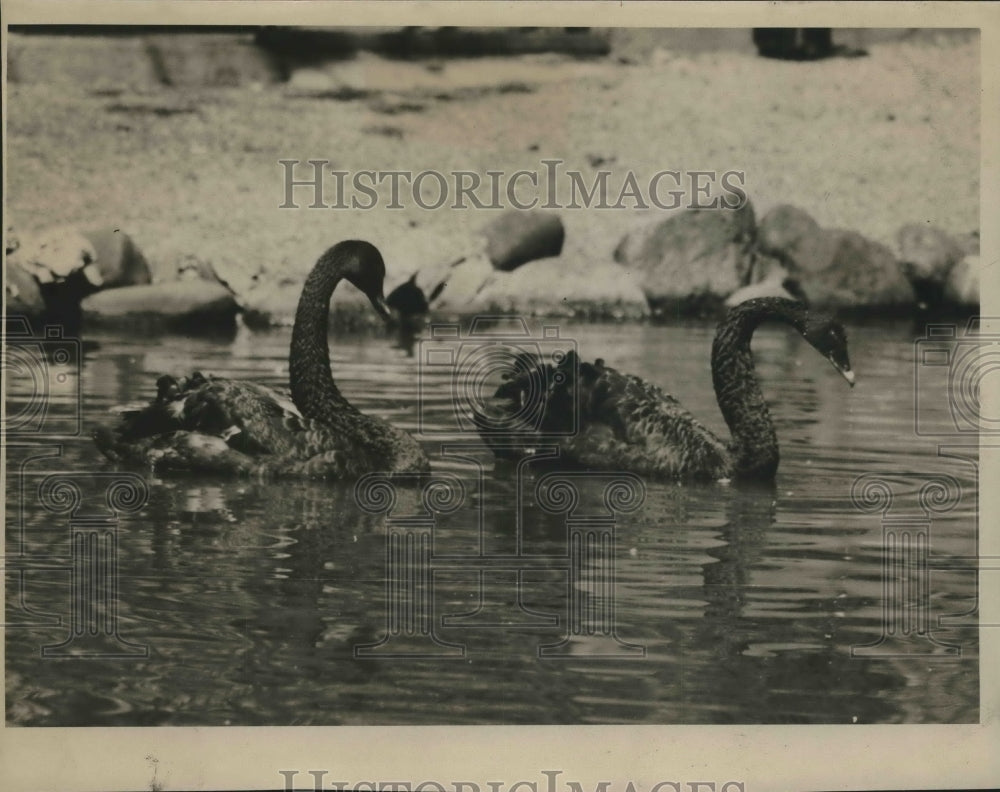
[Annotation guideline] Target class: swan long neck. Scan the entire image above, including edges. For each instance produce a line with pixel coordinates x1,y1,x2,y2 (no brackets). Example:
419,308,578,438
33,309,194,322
289,252,356,422
711,298,807,479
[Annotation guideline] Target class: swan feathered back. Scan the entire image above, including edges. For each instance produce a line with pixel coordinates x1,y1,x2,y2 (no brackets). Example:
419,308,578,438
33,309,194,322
94,241,429,479
475,299,853,481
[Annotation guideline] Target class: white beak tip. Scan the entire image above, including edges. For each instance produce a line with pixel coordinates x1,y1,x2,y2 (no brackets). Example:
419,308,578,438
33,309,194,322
842,369,856,387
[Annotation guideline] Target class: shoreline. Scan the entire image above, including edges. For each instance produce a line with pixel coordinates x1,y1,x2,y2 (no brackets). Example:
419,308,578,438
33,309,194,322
5,30,979,332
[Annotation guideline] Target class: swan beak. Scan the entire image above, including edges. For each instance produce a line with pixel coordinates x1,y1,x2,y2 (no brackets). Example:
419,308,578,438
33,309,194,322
827,354,855,387
369,293,392,322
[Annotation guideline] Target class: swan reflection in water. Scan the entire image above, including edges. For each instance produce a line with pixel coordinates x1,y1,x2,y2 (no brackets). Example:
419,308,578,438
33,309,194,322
53,291,976,724
115,465,917,724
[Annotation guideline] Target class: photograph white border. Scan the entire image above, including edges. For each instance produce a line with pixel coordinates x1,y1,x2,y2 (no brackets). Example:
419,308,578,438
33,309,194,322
2,2,997,790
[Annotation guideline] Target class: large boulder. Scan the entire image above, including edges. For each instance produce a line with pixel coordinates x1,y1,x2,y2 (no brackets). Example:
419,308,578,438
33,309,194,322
896,223,965,282
5,226,104,335
895,223,966,310
241,278,303,327
613,201,757,315
756,204,822,265
81,227,152,288
241,274,380,331
6,225,152,319
483,210,565,272
474,255,649,320
81,281,239,333
758,205,914,309
724,269,804,308
414,252,496,316
8,226,99,287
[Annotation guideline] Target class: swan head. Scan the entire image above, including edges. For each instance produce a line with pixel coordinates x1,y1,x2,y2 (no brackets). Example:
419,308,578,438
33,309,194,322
803,316,854,387
332,240,391,321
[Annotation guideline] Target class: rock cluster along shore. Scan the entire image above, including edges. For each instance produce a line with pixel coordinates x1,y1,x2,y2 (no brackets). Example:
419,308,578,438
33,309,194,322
4,200,980,337
5,225,239,334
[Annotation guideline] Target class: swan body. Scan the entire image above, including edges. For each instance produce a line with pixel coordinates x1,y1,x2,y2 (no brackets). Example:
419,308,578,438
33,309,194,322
476,298,853,482
94,240,429,478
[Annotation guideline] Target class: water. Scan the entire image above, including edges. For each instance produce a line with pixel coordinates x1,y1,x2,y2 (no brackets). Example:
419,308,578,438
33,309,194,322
5,318,980,725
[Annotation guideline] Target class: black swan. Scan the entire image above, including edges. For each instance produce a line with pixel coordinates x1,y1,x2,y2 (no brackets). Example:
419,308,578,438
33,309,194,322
94,240,430,479
475,298,854,482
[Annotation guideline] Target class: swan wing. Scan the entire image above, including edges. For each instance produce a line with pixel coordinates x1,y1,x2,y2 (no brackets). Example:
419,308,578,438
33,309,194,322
170,378,381,466
94,428,362,479
560,366,731,480
473,353,729,479
97,374,419,477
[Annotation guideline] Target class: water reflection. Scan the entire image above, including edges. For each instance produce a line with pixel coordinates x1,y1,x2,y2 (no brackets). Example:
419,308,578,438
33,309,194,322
5,320,981,725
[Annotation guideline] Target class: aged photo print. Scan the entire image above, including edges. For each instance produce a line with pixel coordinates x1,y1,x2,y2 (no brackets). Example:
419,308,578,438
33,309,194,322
2,2,997,790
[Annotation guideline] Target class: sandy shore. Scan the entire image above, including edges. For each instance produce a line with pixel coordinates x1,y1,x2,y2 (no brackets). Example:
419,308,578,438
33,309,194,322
5,33,979,299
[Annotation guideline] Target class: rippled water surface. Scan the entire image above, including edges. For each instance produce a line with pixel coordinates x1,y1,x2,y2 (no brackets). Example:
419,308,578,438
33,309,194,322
5,319,980,725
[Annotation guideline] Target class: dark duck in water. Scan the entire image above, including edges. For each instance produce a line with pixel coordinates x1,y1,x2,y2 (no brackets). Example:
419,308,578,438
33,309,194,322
94,240,429,478
475,298,854,482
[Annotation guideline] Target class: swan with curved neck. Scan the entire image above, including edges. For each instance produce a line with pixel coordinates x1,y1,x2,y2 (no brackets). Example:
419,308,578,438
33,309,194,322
477,298,854,482
94,240,429,478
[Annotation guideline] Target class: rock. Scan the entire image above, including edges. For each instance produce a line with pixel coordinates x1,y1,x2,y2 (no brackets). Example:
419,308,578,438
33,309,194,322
483,210,565,272
944,255,979,306
417,253,496,315
80,227,152,288
12,226,100,286
614,201,756,314
81,281,239,333
758,205,914,309
757,205,822,267
809,229,913,308
895,224,967,311
745,250,790,284
474,255,649,320
241,279,303,327
241,275,379,331
5,227,104,335
724,270,803,308
896,223,964,282
956,230,980,256
380,226,476,299
5,261,46,319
